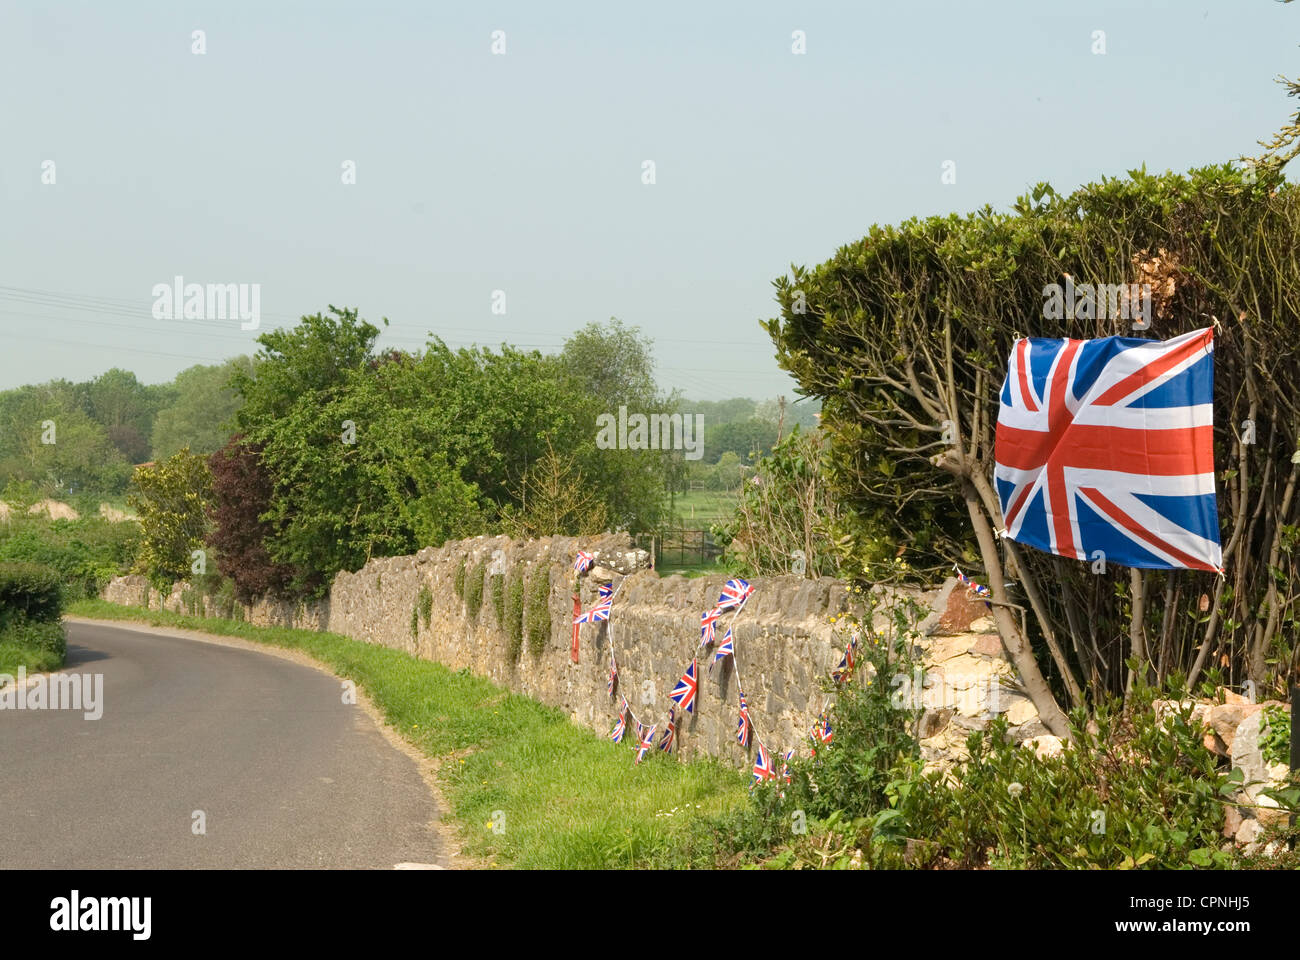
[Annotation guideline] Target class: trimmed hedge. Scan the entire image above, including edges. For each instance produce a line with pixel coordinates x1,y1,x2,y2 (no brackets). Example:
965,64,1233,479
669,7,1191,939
0,561,67,666
0,561,63,626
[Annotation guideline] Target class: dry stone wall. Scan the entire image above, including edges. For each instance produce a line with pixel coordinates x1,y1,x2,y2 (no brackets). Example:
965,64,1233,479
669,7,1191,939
100,533,1047,770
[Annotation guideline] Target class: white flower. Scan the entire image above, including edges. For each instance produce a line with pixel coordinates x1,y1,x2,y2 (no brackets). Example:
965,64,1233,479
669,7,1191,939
1007,781,1024,799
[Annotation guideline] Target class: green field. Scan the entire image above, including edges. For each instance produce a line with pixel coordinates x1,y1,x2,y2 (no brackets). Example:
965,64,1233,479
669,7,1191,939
671,490,738,527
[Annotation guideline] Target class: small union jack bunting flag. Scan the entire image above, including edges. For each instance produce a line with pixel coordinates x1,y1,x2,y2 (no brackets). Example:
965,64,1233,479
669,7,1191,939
811,712,833,745
700,606,723,645
575,582,613,625
669,658,699,713
781,749,794,784
635,724,657,765
751,739,776,788
716,578,754,612
574,551,594,576
736,689,753,748
830,632,858,684
610,701,629,744
954,565,992,599
658,707,676,753
710,628,733,671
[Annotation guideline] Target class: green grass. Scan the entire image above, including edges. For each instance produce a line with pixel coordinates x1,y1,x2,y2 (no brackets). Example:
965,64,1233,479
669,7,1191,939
671,490,737,526
68,598,749,868
0,642,63,674
655,561,729,579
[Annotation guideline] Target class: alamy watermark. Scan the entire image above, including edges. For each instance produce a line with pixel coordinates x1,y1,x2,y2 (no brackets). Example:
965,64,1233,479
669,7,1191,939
151,276,260,330
0,667,103,720
1042,278,1151,329
595,406,704,461
889,666,1006,715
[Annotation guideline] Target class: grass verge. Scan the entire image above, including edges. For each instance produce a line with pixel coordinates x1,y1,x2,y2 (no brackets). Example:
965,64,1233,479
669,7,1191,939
0,642,63,675
68,598,748,868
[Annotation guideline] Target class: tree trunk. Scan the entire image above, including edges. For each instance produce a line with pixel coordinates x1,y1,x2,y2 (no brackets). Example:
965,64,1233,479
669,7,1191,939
1125,567,1147,702
961,479,1072,739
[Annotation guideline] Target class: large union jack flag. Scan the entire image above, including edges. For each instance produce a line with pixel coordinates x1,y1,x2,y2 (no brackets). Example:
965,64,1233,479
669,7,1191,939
994,327,1222,572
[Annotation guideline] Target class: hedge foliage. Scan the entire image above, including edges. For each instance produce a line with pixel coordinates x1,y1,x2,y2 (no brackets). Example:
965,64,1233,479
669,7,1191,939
0,561,66,662
767,163,1300,702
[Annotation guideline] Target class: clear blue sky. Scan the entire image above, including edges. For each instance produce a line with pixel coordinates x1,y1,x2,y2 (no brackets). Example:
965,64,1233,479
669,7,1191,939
1,0,1296,401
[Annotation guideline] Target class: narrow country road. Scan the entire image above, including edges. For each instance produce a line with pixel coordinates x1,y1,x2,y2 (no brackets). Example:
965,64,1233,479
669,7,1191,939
0,619,444,869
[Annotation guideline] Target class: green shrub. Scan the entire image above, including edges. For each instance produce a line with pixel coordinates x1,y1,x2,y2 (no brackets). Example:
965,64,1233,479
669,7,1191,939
886,688,1232,870
504,573,525,661
0,618,66,656
210,578,240,620
525,567,552,656
0,561,64,627
707,592,1235,871
466,559,487,621
453,558,467,600
1261,705,1290,768
0,516,140,600
410,604,419,639
490,574,505,626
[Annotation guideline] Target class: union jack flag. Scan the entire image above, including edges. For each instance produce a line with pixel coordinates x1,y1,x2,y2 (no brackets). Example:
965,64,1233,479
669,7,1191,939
574,551,594,576
700,606,723,645
830,632,858,684
669,658,699,713
659,707,676,753
575,583,614,625
635,724,657,765
751,739,776,788
715,578,754,612
812,712,833,745
610,699,629,743
711,628,733,670
736,690,753,748
607,653,618,698
994,328,1222,572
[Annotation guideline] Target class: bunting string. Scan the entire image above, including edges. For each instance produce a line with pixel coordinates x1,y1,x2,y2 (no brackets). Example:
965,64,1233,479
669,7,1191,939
576,550,841,784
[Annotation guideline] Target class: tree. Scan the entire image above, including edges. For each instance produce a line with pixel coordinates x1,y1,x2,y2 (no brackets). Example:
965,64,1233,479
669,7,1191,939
713,428,852,579
242,342,484,594
0,383,132,497
128,448,212,587
151,359,247,460
206,437,296,602
500,441,609,538
559,319,673,531
707,418,779,464
79,368,158,464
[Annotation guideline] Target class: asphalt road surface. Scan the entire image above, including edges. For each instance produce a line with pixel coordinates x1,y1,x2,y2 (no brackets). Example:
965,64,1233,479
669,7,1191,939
0,619,444,869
